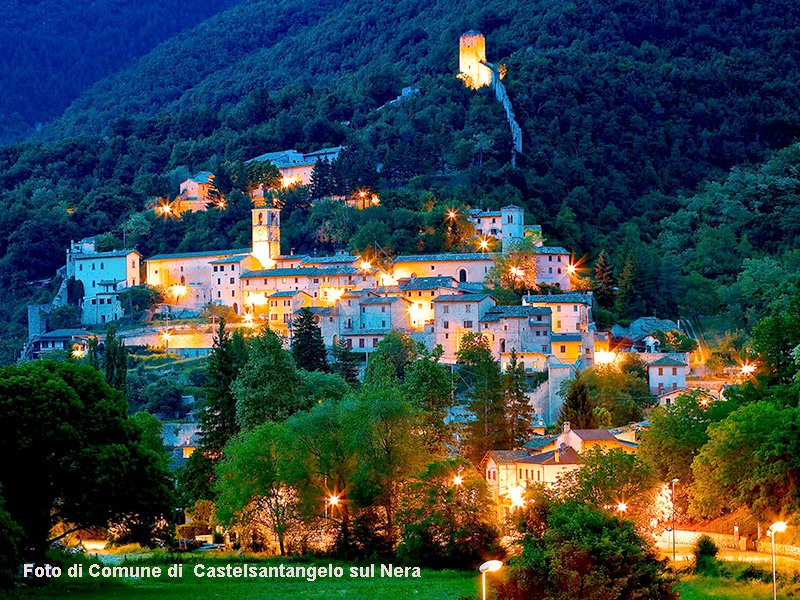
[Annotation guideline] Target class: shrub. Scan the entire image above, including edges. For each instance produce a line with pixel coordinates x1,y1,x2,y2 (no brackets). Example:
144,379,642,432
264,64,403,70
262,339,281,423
693,535,719,576
0,501,22,589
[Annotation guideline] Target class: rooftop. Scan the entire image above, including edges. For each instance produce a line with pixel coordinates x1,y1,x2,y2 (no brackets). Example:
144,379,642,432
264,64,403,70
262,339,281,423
148,248,249,261
569,429,618,442
190,171,214,184
269,290,307,298
399,276,458,291
518,446,582,465
535,246,570,255
394,252,498,263
361,296,407,305
210,254,249,264
484,449,530,464
551,332,583,342
434,293,495,303
241,266,359,278
36,328,95,339
72,248,140,259
524,292,593,305
648,355,688,367
480,305,552,321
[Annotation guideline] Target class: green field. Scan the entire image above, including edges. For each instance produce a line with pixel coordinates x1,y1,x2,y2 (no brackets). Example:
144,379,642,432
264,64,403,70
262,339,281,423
7,558,478,600
677,576,796,599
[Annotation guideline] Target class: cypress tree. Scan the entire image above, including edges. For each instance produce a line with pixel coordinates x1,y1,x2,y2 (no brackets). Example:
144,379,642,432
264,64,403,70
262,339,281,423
593,250,615,307
503,349,532,445
558,375,599,429
332,339,359,385
291,307,329,372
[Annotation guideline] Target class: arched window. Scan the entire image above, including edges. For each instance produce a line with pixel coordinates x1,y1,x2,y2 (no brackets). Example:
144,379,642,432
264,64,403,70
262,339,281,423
180,275,185,285
458,269,468,283
233,302,239,314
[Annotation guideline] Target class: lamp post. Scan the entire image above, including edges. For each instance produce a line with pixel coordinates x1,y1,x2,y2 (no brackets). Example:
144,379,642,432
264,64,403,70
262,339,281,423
478,560,503,600
671,477,679,562
768,521,787,600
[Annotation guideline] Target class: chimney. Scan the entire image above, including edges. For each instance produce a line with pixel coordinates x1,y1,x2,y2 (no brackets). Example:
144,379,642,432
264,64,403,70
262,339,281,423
563,421,571,433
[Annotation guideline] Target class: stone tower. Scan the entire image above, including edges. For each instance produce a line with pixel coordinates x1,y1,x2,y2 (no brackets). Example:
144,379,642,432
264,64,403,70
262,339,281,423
251,207,281,267
459,31,492,89
500,205,525,251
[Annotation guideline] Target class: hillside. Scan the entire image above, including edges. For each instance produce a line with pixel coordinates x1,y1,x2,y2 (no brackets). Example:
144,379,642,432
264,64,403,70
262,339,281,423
0,0,799,362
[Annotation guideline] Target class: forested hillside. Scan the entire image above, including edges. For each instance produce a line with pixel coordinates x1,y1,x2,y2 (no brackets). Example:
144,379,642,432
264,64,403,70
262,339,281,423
0,0,799,362
0,0,237,142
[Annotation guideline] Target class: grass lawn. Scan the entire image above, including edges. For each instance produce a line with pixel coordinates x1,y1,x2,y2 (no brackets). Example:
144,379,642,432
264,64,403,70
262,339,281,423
7,557,478,600
677,575,795,599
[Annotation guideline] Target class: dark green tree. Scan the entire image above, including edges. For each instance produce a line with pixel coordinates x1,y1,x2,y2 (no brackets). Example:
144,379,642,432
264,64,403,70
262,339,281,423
291,307,329,372
457,333,510,464
103,324,128,391
558,374,600,429
503,349,532,446
402,346,453,453
200,318,248,456
593,250,615,307
332,339,360,386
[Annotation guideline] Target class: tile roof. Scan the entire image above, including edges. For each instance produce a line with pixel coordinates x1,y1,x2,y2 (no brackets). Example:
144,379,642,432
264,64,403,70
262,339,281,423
480,305,552,321
524,292,593,305
435,293,495,303
269,290,305,298
485,449,530,464
551,332,583,342
518,447,582,465
361,296,407,305
301,254,359,265
570,429,618,442
241,266,359,278
394,252,498,262
399,276,457,291
190,171,214,184
72,249,140,259
535,246,570,254
294,306,332,315
648,355,688,367
37,328,95,339
210,254,249,264
148,248,250,261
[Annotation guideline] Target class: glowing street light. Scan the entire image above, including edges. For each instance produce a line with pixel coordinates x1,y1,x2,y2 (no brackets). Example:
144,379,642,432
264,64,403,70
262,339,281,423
509,266,524,279
447,210,458,220
161,330,172,355
616,502,628,513
359,259,372,271
453,475,463,486
768,521,788,600
740,363,757,377
566,263,577,275
478,560,503,600
325,494,340,519
478,237,490,252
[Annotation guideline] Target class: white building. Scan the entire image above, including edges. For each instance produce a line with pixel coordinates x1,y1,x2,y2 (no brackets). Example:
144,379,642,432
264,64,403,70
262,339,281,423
466,205,525,251
523,292,594,333
249,146,343,188
647,355,688,395
65,239,141,325
177,171,215,212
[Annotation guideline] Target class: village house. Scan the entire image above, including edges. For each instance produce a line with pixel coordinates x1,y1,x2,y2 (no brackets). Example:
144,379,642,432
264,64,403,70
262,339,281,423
65,238,141,325
647,354,689,395
177,171,215,212
466,205,525,251
249,146,343,188
25,328,97,360
479,305,552,372
433,293,498,362
523,292,594,333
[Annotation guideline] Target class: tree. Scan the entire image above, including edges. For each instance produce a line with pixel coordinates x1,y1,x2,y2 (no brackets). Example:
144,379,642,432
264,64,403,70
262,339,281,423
457,333,510,463
750,289,800,384
48,305,81,329
504,349,532,445
690,401,800,519
402,346,453,453
500,499,677,600
0,361,173,560
559,448,666,534
332,339,360,386
487,235,542,295
200,319,248,456
593,251,615,308
396,458,501,568
291,307,329,372
103,324,127,391
0,491,22,589
367,331,420,380
215,422,299,556
558,374,600,429
347,385,426,541
234,329,306,429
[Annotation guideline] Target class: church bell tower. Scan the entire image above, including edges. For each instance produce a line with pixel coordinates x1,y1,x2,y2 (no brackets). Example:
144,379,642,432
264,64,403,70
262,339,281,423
251,206,281,267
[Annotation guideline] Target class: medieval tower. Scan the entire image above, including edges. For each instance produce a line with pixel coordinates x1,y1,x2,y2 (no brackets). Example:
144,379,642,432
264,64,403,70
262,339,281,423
251,206,281,267
459,31,493,89
458,31,523,165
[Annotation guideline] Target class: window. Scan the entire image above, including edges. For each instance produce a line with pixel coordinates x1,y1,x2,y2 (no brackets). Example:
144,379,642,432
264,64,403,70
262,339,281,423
549,267,553,274
79,264,83,271
100,262,104,269
131,260,135,267
465,304,471,313
271,314,277,321
549,256,553,262
573,305,578,312
672,367,678,376
535,330,541,337
556,320,561,329
232,265,236,271
443,321,449,329
346,339,352,348
430,265,435,271
658,367,664,376
560,345,566,353
217,291,221,298
537,315,542,322
557,268,561,274
443,305,449,314
220,266,225,272
284,300,290,307
373,338,378,347
382,320,386,327
314,278,319,283
92,263,96,270
217,278,221,285
464,320,473,328
230,277,235,284
381,306,386,313
231,290,235,297
359,339,365,348
270,300,277,307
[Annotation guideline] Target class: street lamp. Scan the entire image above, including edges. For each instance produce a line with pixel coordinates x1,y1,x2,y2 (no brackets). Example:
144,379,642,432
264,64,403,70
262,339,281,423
768,521,787,600
616,502,628,513
325,494,340,519
453,475,463,486
671,478,679,561
478,560,503,600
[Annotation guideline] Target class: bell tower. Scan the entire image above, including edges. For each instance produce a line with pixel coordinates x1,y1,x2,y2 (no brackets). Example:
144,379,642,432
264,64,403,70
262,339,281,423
459,31,492,89
251,206,281,267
